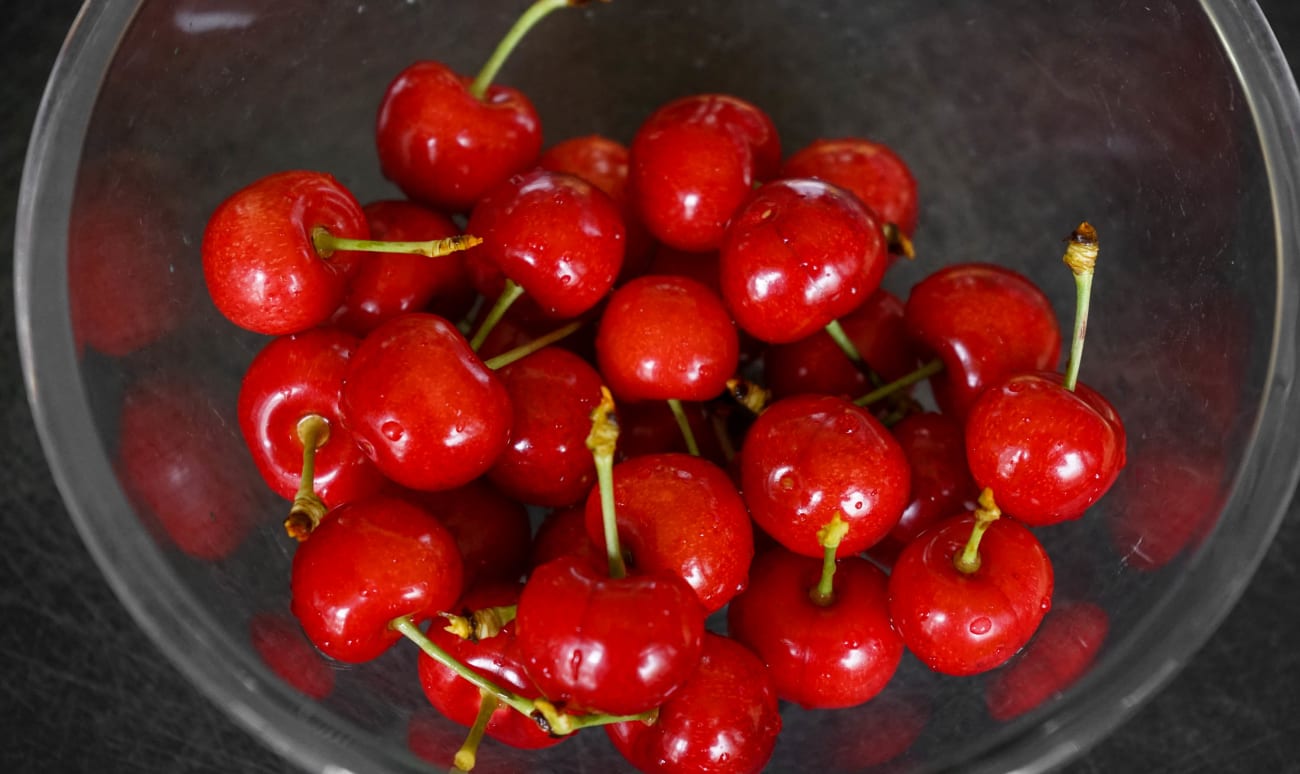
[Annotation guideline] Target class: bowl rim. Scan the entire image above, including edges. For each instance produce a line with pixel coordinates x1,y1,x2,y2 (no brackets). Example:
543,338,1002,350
15,2,1300,773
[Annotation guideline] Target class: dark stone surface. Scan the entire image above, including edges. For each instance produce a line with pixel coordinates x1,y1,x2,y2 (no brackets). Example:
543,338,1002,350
3,3,1300,773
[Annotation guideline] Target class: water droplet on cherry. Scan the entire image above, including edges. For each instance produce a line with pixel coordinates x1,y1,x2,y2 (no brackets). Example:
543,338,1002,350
969,617,992,635
381,420,404,441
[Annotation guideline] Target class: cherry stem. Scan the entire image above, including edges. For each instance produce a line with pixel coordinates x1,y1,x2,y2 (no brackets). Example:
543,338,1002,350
587,386,627,579
469,279,526,352
285,414,330,541
954,488,1002,575
809,513,849,607
853,358,944,407
1061,222,1098,393
824,318,864,364
483,320,584,370
441,605,518,642
311,226,481,259
710,411,736,463
470,0,576,99
666,398,701,457
453,691,498,772
726,377,771,415
883,222,915,259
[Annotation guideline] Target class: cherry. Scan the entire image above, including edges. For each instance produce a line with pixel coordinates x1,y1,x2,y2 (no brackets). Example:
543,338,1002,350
329,199,475,335
984,600,1109,721
595,274,739,403
340,312,512,492
487,346,603,507
237,327,386,531
529,505,599,570
615,399,728,465
116,375,257,561
407,708,532,774
583,452,753,613
719,178,888,345
780,136,919,237
606,633,783,774
403,481,533,589
903,262,1061,419
249,612,335,700
740,393,910,558
727,546,903,708
887,493,1054,676
290,495,464,663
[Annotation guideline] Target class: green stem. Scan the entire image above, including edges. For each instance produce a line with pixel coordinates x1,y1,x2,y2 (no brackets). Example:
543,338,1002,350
1061,222,1099,392
666,398,700,457
311,226,481,259
453,692,498,772
587,387,626,579
470,0,573,99
809,513,848,606
469,279,526,352
824,318,863,363
285,414,330,541
954,488,1001,575
483,320,583,370
853,358,943,407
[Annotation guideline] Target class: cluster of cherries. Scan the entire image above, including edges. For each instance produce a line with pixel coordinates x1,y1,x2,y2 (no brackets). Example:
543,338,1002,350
196,1,1127,771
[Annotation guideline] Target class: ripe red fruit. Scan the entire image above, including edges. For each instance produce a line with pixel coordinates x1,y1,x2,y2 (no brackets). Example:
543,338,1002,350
341,313,512,492
529,505,599,570
964,372,1126,525
403,481,533,589
887,512,1054,676
583,453,754,613
984,600,1109,721
903,262,1061,419
375,61,541,213
720,178,888,344
514,555,705,716
780,137,919,236
249,612,335,700
727,547,903,708
202,170,368,335
596,275,739,403
290,495,464,663
606,633,782,774
740,394,910,558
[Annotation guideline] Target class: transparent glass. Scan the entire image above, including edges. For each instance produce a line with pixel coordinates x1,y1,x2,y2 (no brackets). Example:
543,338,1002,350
15,1,1300,772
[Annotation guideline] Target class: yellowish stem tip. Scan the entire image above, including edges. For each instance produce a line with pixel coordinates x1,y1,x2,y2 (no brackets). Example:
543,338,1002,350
586,386,619,458
1063,221,1098,276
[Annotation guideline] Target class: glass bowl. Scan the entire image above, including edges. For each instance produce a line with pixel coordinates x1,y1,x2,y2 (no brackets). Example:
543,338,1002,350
16,1,1300,772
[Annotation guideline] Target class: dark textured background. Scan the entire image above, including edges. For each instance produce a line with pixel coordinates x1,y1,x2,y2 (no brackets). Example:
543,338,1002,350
4,3,1300,773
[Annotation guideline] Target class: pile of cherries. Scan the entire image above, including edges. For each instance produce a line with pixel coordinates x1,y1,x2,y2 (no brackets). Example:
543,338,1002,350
197,1,1127,771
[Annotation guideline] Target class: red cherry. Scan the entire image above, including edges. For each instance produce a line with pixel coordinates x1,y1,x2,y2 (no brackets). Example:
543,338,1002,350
903,262,1061,419
965,372,1126,525
249,612,335,700
237,327,386,508
466,169,625,319
530,505,599,570
487,346,603,507
606,633,782,774
407,708,534,774
514,555,705,716
727,547,903,708
583,453,754,613
404,481,533,589
984,600,1109,721
201,170,368,335
596,275,739,403
614,399,730,467
740,394,910,558
290,495,464,663
375,61,540,213
116,375,257,561
719,178,888,344
329,200,475,335
887,511,1054,676
780,137,919,236
341,313,512,492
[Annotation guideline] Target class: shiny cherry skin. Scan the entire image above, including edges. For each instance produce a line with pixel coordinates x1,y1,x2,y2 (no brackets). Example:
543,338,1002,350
887,512,1054,676
417,583,565,750
249,612,336,700
466,169,625,318
614,399,730,467
375,60,541,213
763,288,918,400
488,347,603,507
201,170,368,335
237,327,386,507
514,555,705,716
720,178,888,344
529,505,599,570
116,375,258,561
780,137,919,236
596,275,739,403
903,262,1061,420
403,481,533,589
984,600,1109,721
606,633,782,774
965,372,1126,525
290,495,465,663
727,547,903,708
871,411,979,566
329,199,474,335
584,453,754,613
341,313,512,492
741,394,910,558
